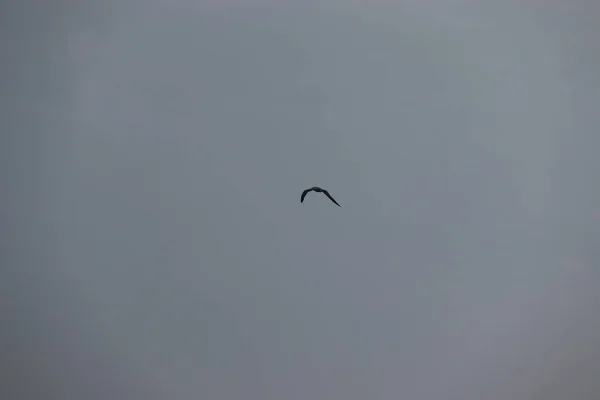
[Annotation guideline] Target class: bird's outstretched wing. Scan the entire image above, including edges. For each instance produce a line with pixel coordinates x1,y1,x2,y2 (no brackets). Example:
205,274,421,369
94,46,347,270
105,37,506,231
323,190,341,207
300,188,313,203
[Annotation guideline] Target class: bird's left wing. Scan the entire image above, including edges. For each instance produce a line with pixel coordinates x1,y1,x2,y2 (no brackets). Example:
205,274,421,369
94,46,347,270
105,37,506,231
323,190,341,207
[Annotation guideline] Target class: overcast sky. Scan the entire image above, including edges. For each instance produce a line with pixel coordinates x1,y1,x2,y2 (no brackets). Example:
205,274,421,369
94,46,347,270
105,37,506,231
3,1,600,399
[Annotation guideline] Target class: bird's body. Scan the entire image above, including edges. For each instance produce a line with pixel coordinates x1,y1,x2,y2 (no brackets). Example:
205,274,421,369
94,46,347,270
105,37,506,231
300,186,341,207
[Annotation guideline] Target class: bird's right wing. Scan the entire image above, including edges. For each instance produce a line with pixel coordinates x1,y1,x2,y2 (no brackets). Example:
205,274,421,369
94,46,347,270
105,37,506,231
300,188,312,203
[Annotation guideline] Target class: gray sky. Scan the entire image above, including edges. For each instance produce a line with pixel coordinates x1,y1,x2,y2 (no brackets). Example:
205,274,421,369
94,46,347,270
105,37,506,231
3,1,600,399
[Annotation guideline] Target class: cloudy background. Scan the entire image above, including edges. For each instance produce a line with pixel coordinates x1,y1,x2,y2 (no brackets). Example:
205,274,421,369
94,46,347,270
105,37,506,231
2,1,600,399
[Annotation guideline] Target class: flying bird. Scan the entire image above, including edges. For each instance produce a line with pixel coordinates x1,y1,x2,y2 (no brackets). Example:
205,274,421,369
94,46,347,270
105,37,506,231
300,186,341,207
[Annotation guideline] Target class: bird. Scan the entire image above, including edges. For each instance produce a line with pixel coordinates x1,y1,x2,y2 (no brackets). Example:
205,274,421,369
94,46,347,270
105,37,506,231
300,186,341,207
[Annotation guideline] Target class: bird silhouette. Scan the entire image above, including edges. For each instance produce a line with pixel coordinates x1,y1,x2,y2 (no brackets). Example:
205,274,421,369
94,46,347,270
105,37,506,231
300,186,341,207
